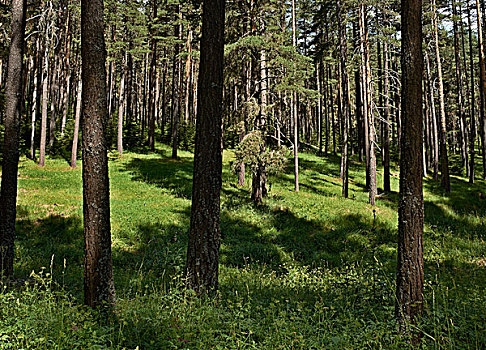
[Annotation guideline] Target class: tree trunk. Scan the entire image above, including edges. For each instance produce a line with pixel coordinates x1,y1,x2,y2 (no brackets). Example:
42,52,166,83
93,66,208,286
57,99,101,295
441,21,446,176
396,0,424,342
171,10,181,159
468,2,476,183
0,0,26,277
148,0,157,151
186,0,225,295
434,0,451,192
81,0,116,308
71,78,82,168
452,0,468,175
292,0,299,192
337,0,349,198
117,59,126,155
476,0,486,179
30,40,40,160
425,53,439,181
383,26,391,193
38,48,49,167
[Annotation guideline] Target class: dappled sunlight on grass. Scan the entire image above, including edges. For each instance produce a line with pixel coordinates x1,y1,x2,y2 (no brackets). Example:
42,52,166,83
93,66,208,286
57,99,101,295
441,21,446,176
1,143,484,348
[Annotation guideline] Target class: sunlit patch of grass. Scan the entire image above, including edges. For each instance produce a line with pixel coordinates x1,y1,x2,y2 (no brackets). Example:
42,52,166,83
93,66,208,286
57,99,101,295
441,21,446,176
0,143,484,349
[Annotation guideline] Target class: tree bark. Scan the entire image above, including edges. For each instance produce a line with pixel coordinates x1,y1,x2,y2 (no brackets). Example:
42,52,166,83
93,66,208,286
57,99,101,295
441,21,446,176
291,0,299,192
81,0,116,308
383,24,391,193
148,0,157,151
186,0,225,295
118,59,126,155
468,2,476,183
38,47,49,167
433,0,451,192
0,0,26,277
71,78,82,168
396,0,424,342
476,0,486,179
337,0,349,198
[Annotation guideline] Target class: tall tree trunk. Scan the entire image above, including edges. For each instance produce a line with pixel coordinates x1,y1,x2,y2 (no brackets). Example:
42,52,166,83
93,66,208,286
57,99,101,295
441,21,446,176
452,0,468,175
117,59,126,155
434,0,451,192
184,29,193,124
38,47,49,167
48,59,59,148
0,0,26,277
476,0,486,179
148,0,157,151
383,27,391,193
30,40,40,160
425,53,439,181
81,0,116,308
71,78,82,168
337,0,349,198
186,0,225,295
396,0,424,342
359,7,370,191
171,9,181,159
468,2,476,183
292,0,299,192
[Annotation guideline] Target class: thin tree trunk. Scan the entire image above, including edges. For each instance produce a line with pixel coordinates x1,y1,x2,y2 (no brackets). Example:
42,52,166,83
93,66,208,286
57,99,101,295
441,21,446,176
71,78,82,168
425,53,439,181
292,0,299,192
117,60,126,155
148,0,157,151
476,0,486,179
434,0,451,192
337,0,349,198
38,49,49,167
171,9,181,159
468,2,476,183
383,28,391,193
30,40,40,160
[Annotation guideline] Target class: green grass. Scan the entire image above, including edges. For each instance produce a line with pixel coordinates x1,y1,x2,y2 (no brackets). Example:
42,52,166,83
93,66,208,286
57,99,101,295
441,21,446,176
1,144,485,349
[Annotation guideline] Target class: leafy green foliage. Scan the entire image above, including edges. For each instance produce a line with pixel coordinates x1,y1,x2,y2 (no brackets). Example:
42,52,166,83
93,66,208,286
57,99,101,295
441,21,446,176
233,130,289,177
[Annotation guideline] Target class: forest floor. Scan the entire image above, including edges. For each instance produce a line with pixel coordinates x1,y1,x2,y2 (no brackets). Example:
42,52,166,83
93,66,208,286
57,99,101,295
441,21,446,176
1,144,485,349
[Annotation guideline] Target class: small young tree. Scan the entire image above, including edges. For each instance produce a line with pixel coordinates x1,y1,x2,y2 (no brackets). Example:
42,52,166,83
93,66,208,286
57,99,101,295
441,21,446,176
233,131,288,205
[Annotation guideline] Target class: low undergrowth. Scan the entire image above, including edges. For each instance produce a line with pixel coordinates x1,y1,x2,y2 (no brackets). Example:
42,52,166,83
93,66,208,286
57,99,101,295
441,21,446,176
0,144,484,349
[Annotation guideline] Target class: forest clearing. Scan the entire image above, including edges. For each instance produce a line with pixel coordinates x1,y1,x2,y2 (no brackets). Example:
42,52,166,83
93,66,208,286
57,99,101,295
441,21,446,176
0,145,484,349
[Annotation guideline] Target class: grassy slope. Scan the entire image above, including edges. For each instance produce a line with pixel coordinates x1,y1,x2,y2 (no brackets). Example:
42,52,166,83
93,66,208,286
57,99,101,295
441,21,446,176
1,145,485,349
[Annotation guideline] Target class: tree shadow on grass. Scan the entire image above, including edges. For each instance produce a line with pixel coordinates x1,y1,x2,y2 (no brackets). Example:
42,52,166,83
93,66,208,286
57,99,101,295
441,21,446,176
15,205,85,295
124,155,194,199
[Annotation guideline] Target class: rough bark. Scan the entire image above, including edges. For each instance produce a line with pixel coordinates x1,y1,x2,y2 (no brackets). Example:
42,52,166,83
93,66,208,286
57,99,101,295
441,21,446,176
186,0,225,295
396,0,424,341
0,0,27,277
81,0,116,308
